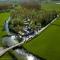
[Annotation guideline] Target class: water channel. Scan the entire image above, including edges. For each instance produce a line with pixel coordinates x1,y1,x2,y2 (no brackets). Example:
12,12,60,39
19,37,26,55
2,17,45,60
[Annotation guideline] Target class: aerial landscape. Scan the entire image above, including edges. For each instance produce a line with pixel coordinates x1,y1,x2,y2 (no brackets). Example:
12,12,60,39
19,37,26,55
0,0,60,60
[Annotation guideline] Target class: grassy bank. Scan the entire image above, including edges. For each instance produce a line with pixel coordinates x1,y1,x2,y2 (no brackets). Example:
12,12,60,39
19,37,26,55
23,17,60,60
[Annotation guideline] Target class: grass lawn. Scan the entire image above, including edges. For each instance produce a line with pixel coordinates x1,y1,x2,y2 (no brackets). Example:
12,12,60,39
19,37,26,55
23,17,60,60
0,12,12,60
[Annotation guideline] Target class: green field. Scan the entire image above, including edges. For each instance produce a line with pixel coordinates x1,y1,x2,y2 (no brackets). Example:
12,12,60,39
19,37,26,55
23,17,60,60
0,12,12,60
42,3,60,12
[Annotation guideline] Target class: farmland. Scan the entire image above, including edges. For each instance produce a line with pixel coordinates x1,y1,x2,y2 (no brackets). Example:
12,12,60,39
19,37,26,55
23,17,60,60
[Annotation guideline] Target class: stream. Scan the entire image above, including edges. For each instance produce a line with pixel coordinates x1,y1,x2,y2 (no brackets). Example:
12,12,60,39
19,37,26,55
2,17,45,60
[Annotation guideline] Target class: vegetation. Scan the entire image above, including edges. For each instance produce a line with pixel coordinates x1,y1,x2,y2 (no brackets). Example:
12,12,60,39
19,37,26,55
23,17,60,60
9,5,57,34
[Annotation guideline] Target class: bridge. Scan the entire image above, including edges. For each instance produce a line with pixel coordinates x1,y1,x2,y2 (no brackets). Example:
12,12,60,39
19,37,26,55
0,40,25,56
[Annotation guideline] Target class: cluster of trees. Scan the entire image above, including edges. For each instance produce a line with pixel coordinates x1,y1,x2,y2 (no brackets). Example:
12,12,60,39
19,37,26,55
9,5,57,34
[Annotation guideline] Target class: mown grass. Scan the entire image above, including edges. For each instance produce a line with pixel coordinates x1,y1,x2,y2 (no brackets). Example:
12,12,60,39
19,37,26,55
23,17,60,60
0,12,12,60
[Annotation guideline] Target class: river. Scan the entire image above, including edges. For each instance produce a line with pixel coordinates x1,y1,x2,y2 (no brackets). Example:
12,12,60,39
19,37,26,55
3,17,45,60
